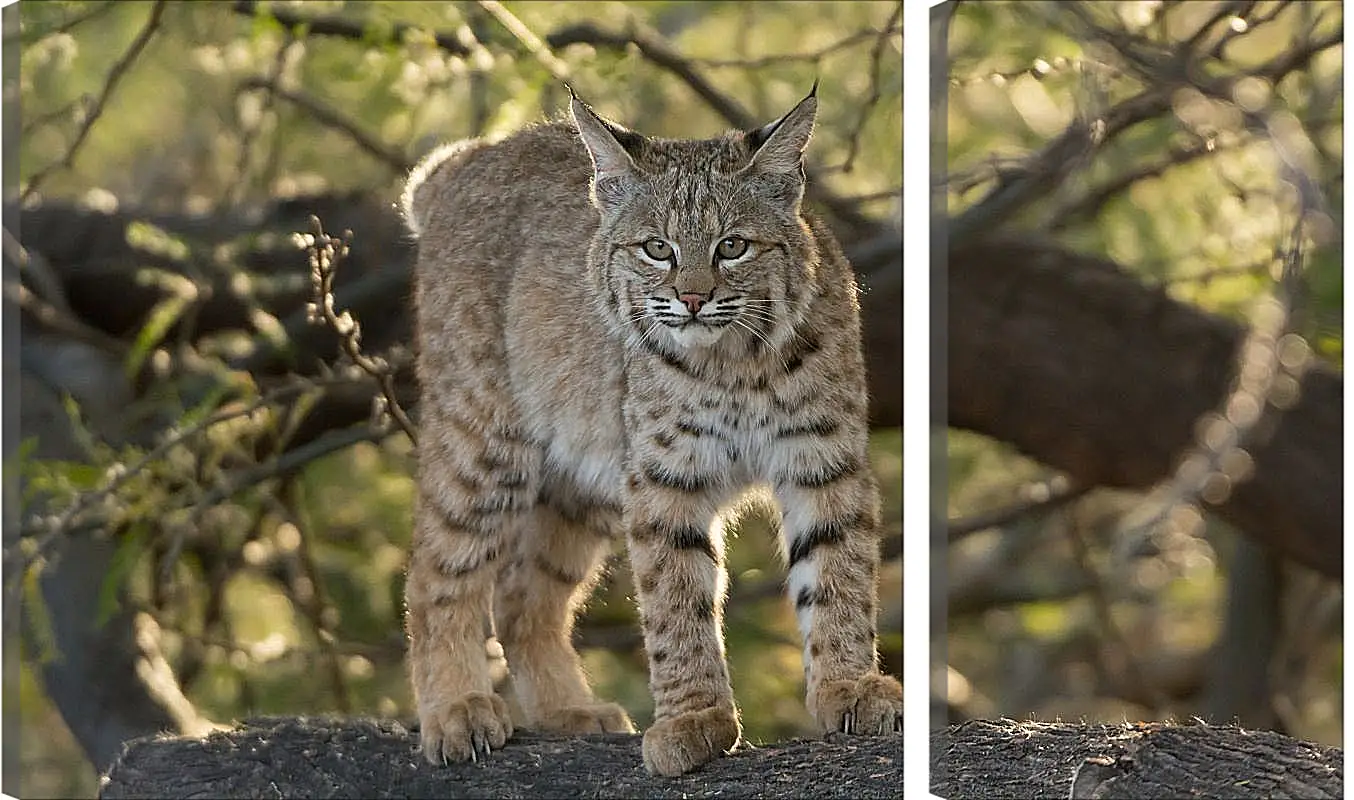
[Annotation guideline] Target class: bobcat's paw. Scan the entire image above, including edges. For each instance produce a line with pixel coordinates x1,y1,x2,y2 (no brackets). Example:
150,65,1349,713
642,706,741,777
811,672,902,735
538,701,636,734
418,691,514,765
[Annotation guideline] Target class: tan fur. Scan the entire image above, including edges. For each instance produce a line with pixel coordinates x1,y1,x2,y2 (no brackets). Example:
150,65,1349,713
401,88,900,776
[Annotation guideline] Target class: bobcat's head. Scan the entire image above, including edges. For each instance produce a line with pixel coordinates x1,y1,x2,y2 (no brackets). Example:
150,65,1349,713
572,88,820,355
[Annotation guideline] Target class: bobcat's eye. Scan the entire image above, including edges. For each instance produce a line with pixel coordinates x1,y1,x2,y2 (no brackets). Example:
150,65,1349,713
641,238,674,261
716,236,749,261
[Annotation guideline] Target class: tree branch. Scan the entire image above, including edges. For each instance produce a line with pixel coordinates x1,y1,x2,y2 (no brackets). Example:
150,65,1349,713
947,235,1342,577
21,1,167,203
238,77,411,173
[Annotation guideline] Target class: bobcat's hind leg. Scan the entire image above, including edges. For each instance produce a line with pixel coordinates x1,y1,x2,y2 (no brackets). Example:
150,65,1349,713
493,485,635,734
406,412,537,766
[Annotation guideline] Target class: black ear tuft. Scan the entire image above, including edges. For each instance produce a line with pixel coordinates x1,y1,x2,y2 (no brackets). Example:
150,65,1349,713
744,122,774,152
744,82,820,156
610,127,647,158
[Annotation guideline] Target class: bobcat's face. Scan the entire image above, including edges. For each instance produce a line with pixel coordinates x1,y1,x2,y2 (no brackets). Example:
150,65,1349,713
572,92,819,357
614,166,807,352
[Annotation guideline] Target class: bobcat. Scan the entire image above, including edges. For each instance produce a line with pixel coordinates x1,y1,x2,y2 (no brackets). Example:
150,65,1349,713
399,85,901,777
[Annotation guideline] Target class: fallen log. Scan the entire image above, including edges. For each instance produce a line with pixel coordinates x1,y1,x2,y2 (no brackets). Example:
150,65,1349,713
931,719,1342,799
97,716,902,799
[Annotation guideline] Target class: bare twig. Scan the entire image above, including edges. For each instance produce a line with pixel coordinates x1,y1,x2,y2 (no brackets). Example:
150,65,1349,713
835,2,901,175
948,481,1089,543
8,369,378,558
477,0,570,82
20,95,92,139
840,187,902,204
238,77,411,173
231,0,475,56
276,482,351,713
194,424,386,512
4,226,72,312
301,217,419,444
5,280,129,357
950,11,1341,241
225,32,301,209
948,572,1096,616
229,3,887,238
685,20,902,69
12,386,277,557
20,0,167,204
8,0,120,45
551,20,757,128
1042,133,1247,232
1065,520,1172,713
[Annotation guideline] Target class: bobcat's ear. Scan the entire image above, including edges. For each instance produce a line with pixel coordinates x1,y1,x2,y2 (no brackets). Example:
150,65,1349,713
570,92,646,214
743,83,817,178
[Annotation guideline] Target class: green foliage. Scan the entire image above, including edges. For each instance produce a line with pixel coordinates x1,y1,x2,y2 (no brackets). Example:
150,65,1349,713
95,524,151,627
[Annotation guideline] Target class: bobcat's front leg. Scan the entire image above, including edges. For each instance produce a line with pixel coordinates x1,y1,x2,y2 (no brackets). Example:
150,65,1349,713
406,411,534,766
774,445,902,735
406,502,513,764
625,468,740,777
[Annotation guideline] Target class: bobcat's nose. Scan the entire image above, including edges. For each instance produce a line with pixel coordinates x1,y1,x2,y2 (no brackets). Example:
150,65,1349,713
678,293,708,315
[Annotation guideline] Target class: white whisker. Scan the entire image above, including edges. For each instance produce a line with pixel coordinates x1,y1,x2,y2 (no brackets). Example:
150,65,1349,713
731,317,787,372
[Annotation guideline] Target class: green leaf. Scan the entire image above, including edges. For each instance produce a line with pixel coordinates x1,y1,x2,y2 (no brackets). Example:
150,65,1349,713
22,559,60,665
125,221,191,263
60,393,101,458
178,379,234,431
95,525,150,628
124,294,191,382
250,6,285,41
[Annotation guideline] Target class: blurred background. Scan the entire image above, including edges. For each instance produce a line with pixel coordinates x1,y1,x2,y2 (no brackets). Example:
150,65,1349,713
6,1,901,797
939,0,1341,755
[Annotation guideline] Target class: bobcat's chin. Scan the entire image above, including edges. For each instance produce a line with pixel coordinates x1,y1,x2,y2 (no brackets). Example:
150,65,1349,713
667,323,728,349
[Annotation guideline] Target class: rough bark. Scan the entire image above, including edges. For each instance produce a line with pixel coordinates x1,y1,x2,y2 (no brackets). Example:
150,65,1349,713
931,719,1343,799
947,235,1342,578
98,717,902,799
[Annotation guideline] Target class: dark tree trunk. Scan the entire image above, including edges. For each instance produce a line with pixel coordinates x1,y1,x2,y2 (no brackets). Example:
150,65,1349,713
947,236,1342,578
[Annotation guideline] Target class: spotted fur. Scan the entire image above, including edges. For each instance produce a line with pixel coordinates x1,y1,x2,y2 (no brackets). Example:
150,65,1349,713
401,87,900,777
